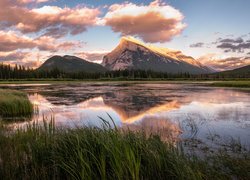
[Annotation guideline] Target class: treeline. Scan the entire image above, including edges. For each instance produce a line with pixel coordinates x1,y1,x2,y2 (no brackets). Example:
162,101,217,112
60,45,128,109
0,64,35,79
0,63,249,80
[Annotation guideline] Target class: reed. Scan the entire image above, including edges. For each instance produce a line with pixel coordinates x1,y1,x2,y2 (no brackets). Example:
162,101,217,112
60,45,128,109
0,89,33,119
0,118,249,180
211,81,250,88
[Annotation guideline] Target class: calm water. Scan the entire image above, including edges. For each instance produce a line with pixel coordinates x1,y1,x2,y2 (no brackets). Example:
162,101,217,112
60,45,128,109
2,82,250,149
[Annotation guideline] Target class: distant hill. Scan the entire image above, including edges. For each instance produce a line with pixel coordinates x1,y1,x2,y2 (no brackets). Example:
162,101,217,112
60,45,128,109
38,55,107,73
102,37,213,74
216,65,250,77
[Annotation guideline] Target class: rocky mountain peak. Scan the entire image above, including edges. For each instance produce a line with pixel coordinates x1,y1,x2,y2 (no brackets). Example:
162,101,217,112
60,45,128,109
102,37,213,73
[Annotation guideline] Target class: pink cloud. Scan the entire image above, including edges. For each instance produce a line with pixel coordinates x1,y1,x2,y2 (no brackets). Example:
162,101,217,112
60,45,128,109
0,51,40,68
0,31,35,52
0,0,100,36
0,31,81,52
58,42,82,51
0,51,30,62
198,54,250,71
0,51,52,68
101,0,186,43
17,0,49,4
76,51,109,63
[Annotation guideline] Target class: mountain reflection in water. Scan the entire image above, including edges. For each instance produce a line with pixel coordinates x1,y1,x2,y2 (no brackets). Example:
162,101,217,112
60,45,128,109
14,94,180,127
11,93,182,142
4,83,250,149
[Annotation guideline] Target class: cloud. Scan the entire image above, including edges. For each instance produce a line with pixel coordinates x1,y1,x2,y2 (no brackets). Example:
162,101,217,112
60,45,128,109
0,51,29,62
0,31,35,52
0,31,81,52
190,42,204,48
0,51,41,68
57,42,82,51
198,54,250,71
75,51,109,63
219,37,243,43
215,37,250,53
217,42,250,53
41,27,69,38
101,0,186,43
0,51,52,68
17,0,49,4
0,0,100,36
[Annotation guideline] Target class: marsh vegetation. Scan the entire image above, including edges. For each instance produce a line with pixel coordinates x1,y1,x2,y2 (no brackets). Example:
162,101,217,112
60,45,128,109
0,83,249,179
0,119,249,180
0,89,33,120
210,81,250,88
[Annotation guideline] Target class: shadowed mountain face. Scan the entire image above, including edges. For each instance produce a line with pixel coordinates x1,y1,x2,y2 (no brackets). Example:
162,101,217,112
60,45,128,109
217,64,250,77
38,55,107,73
102,37,213,74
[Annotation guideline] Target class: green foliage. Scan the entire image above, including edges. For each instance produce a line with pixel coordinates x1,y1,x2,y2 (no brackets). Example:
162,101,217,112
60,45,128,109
211,81,250,88
216,65,250,78
0,120,249,180
0,89,33,119
1,63,249,80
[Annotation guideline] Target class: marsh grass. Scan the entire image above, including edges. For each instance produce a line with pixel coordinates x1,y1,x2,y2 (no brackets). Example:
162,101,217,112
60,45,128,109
0,118,249,180
211,81,250,88
0,89,33,119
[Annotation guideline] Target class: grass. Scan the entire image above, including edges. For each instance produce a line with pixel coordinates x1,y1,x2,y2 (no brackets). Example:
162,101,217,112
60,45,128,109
0,79,250,84
210,81,250,88
0,89,33,119
0,119,249,180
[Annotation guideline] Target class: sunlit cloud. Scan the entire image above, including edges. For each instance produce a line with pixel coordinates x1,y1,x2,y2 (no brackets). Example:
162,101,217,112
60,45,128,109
0,0,100,35
198,54,250,71
18,0,49,3
0,51,29,62
101,0,186,43
0,51,42,68
0,31,81,52
0,31,35,52
17,0,50,4
75,51,109,63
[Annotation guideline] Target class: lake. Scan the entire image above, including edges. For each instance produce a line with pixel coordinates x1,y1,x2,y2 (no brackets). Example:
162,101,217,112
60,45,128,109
1,82,250,151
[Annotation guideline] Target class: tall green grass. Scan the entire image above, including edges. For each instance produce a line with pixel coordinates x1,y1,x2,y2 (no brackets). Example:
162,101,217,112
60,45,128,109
0,119,249,180
211,81,250,88
0,89,33,119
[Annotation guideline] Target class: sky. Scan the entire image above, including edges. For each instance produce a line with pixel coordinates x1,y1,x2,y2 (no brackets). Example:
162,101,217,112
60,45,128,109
0,0,250,71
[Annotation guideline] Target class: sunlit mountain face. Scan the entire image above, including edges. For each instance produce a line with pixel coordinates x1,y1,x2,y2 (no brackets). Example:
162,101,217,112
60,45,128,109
0,0,249,71
109,37,201,67
101,37,213,73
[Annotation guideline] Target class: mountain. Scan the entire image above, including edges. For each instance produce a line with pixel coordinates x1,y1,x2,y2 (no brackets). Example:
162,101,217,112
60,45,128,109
216,64,250,77
38,55,107,73
102,37,213,74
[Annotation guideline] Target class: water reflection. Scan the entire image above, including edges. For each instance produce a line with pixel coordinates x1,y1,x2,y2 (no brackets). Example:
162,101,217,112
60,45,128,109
122,117,182,143
3,83,250,148
14,94,180,128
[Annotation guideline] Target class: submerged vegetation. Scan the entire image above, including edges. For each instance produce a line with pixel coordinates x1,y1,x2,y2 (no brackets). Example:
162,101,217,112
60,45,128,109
0,120,249,180
0,89,33,119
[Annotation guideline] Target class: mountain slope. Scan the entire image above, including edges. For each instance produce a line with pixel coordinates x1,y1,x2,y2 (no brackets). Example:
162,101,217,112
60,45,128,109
102,37,213,74
216,64,250,77
38,55,107,73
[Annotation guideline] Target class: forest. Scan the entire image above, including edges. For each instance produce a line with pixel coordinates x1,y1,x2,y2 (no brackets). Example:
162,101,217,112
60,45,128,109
0,63,249,80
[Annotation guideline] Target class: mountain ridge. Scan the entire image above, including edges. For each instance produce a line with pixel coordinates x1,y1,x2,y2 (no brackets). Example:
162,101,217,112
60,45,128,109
38,55,107,73
216,64,250,77
102,37,213,74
